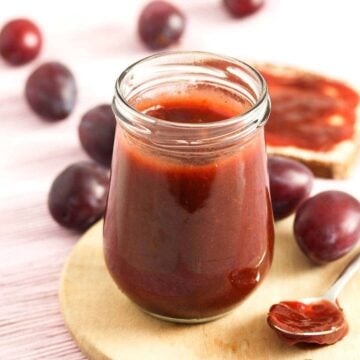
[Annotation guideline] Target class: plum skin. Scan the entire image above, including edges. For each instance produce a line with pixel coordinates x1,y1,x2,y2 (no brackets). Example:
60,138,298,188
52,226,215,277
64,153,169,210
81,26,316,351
294,190,360,264
79,104,116,167
0,18,42,65
138,1,186,50
223,0,265,18
48,162,109,231
25,62,77,121
268,156,314,221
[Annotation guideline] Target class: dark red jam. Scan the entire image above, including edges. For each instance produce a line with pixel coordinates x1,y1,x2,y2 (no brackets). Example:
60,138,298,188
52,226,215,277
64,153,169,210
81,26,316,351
104,92,274,320
268,300,348,345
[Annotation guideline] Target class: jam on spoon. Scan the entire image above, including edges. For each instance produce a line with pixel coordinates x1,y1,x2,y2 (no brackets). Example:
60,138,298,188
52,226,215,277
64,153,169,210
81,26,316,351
267,252,360,345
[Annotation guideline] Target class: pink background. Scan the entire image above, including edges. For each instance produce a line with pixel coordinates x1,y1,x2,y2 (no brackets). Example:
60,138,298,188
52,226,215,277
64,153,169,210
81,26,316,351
1,0,360,358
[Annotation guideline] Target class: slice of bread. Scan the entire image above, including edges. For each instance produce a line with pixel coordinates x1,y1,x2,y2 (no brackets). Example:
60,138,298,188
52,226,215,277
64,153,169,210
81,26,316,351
256,63,360,179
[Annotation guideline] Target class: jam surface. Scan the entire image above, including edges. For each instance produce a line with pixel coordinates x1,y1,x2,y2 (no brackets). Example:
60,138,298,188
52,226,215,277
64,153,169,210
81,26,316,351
136,91,252,124
104,93,274,320
262,68,359,151
268,300,348,345
145,104,233,123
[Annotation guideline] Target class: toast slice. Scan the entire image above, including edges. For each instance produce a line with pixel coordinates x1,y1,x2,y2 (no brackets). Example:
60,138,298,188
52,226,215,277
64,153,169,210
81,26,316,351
256,63,360,179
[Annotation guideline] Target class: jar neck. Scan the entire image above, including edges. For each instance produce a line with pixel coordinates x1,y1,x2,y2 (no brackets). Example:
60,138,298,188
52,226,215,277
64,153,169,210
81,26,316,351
113,51,270,152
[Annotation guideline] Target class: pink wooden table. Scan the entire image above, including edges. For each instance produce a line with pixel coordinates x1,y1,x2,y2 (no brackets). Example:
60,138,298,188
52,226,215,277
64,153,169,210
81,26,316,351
1,1,359,358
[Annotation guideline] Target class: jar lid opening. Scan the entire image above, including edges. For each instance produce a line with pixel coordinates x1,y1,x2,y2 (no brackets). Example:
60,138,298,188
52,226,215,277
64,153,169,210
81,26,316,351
113,51,270,149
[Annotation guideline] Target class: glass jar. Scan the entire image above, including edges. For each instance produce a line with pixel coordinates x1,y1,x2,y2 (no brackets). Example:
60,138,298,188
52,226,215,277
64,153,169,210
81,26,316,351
104,51,274,323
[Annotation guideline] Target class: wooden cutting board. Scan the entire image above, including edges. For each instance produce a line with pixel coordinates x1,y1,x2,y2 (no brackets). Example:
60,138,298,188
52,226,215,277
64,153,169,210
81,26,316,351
59,219,360,360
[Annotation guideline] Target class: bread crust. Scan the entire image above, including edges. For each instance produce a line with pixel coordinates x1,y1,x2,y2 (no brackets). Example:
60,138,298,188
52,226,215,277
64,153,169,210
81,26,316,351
256,63,360,179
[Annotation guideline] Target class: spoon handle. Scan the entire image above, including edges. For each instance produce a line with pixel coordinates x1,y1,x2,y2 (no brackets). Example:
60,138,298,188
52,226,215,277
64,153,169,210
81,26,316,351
324,251,360,302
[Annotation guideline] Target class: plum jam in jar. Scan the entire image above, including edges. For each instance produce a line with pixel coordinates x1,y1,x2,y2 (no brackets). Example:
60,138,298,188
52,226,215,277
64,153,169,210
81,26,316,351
104,51,274,323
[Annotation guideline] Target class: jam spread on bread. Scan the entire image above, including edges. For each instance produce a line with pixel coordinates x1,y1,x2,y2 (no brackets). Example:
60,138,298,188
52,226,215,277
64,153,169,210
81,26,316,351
262,69,359,151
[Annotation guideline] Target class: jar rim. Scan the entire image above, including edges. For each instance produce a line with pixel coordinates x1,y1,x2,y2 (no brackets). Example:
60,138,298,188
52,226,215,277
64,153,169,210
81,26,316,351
113,51,269,132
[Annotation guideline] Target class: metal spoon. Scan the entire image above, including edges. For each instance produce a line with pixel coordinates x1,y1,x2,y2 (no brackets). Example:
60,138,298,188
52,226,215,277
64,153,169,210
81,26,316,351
268,252,360,344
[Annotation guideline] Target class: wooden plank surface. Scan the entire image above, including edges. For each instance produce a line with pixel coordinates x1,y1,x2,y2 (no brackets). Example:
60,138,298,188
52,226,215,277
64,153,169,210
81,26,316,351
2,1,360,358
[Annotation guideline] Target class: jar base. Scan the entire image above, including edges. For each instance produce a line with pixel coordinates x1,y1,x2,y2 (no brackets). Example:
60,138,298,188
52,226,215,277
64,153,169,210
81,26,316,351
142,309,231,324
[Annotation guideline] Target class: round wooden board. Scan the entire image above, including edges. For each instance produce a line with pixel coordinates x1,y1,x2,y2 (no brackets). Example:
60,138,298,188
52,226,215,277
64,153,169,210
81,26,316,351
60,219,360,360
